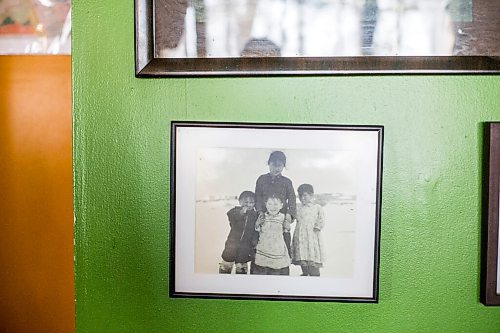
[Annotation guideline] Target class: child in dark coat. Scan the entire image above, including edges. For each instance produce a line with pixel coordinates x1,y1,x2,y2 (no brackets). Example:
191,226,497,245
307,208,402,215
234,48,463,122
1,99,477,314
219,191,259,274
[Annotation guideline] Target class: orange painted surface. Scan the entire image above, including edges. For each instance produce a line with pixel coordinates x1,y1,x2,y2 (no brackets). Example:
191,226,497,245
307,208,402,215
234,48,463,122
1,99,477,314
0,56,74,333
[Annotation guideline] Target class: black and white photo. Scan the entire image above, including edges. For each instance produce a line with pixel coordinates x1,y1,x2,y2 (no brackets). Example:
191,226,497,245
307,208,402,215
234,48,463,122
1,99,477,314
170,121,383,302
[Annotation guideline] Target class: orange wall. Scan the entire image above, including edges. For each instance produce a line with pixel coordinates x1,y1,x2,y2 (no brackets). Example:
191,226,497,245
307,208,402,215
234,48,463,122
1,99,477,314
0,56,74,332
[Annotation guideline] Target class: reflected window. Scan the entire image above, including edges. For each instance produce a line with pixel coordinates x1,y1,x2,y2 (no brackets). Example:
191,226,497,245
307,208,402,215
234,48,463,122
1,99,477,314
154,0,498,58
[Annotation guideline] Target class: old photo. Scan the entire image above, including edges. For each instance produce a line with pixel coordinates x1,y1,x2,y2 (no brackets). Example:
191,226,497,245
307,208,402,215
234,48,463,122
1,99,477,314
171,122,383,301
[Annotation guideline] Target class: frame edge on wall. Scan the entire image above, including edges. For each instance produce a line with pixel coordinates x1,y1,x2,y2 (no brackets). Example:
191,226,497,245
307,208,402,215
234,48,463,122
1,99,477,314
135,1,500,77
481,122,500,306
168,121,383,302
135,0,154,75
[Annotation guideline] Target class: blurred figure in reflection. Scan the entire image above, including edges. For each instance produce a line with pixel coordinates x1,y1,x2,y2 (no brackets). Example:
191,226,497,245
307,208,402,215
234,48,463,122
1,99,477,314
155,0,189,57
249,0,365,56
361,0,379,55
240,38,281,57
372,0,454,55
205,0,257,57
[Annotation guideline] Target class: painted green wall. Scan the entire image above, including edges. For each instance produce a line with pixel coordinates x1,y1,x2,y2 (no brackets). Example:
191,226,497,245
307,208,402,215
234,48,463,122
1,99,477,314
73,1,500,332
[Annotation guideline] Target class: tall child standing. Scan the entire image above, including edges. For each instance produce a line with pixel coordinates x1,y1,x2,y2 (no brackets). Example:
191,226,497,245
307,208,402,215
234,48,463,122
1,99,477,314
292,184,325,276
254,151,296,257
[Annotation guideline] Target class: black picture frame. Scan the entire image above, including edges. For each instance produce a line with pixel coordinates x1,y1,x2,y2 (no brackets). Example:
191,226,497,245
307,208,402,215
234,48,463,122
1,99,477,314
170,121,383,302
481,122,500,306
135,0,500,77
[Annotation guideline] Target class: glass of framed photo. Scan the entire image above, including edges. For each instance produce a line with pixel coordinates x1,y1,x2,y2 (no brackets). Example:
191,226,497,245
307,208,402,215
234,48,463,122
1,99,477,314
170,121,383,302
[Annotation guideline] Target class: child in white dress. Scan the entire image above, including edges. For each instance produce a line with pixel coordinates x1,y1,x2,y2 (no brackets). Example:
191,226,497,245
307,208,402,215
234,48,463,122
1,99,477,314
252,196,291,275
291,184,325,276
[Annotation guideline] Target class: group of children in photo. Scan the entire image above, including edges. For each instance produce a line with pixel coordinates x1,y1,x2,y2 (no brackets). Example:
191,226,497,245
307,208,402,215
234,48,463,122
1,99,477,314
219,151,326,277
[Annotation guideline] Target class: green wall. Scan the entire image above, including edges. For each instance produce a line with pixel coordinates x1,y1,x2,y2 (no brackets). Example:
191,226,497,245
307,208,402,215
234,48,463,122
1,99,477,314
73,1,500,332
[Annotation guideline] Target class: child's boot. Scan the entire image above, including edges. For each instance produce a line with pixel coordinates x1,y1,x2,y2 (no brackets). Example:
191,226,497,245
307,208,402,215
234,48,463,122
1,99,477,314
309,266,320,277
219,261,233,274
235,263,248,274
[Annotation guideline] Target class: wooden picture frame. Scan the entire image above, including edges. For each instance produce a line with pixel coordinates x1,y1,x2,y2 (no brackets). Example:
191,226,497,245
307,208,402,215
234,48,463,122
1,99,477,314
482,122,500,306
135,0,500,77
170,121,383,302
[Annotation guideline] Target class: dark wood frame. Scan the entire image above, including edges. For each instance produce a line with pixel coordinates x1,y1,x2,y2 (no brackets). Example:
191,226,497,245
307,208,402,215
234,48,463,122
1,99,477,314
170,121,383,302
135,0,500,77
481,122,500,306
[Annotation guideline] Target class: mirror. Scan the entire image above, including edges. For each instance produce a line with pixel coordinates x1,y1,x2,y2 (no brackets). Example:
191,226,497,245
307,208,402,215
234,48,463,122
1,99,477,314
154,0,499,59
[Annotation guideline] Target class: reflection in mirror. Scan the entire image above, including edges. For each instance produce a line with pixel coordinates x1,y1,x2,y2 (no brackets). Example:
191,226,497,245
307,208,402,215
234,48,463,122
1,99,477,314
155,0,499,58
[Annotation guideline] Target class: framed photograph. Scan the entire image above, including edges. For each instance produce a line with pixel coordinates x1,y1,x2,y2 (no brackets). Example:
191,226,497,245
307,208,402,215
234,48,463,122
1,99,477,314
481,122,500,306
170,121,383,302
135,0,500,77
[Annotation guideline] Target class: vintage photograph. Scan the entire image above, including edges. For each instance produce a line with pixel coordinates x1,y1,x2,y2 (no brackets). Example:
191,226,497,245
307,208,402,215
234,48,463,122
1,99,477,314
171,122,383,301
195,147,358,278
